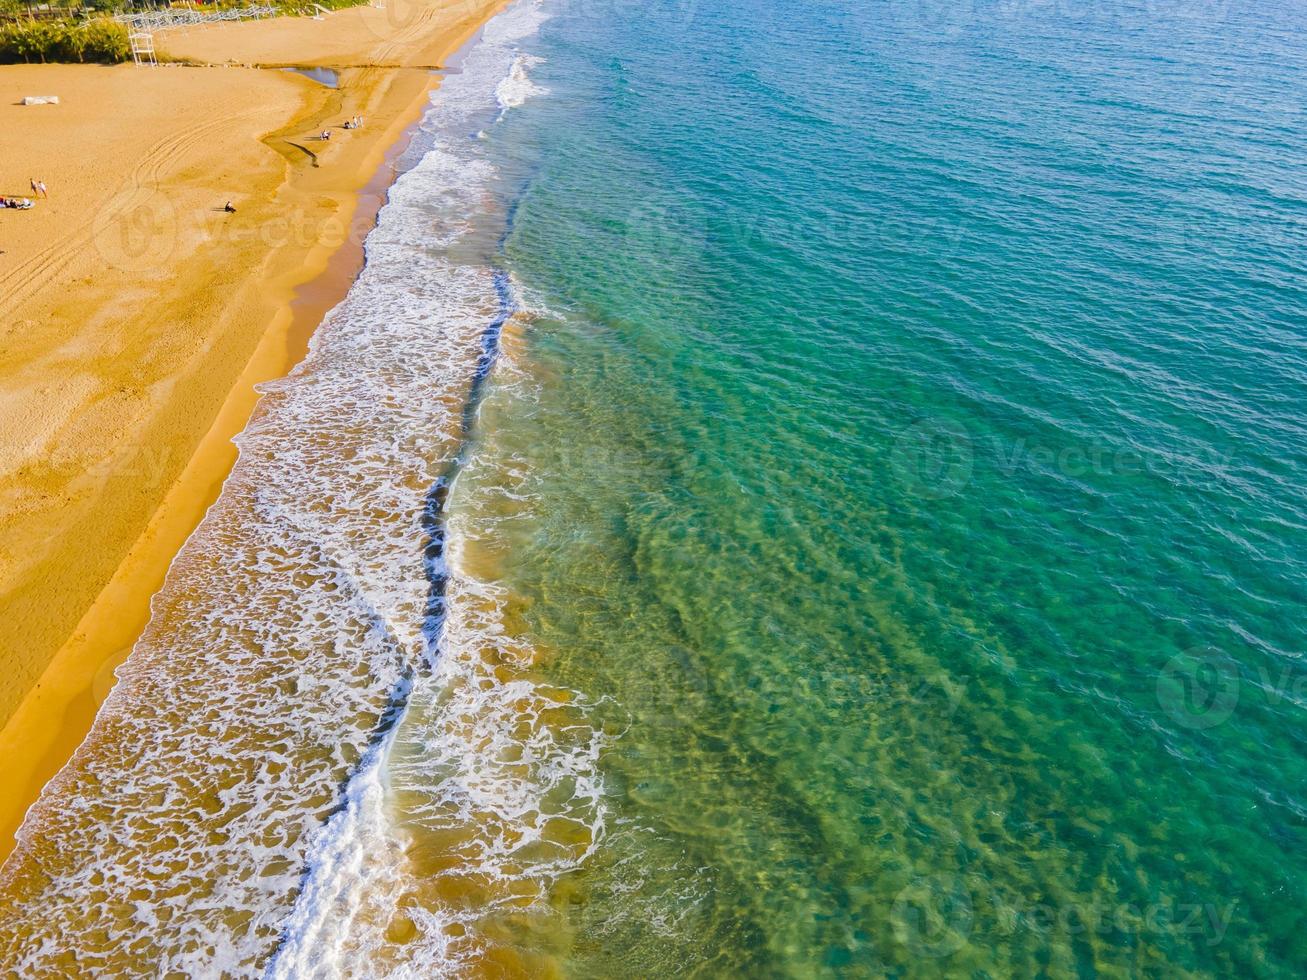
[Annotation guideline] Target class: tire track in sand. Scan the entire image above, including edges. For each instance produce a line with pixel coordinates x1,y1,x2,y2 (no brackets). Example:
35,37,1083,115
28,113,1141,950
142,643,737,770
0,108,264,322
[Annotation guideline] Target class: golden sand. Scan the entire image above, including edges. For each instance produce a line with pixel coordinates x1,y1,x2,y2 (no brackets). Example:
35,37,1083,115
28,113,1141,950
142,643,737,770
0,0,507,859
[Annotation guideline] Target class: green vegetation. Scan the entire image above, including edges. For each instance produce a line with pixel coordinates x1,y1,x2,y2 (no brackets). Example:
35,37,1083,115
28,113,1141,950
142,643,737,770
0,0,371,63
0,0,113,18
0,17,129,63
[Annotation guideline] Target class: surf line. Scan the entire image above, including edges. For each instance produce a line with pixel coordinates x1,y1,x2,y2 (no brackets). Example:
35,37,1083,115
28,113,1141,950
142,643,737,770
263,263,515,976
420,186,527,665
420,266,514,664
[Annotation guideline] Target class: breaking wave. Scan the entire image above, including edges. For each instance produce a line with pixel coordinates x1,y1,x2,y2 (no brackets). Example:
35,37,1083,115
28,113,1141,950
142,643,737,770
0,2,604,976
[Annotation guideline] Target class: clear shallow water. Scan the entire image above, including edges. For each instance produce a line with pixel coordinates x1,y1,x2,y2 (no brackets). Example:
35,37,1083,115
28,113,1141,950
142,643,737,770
461,0,1307,974
2,0,1306,975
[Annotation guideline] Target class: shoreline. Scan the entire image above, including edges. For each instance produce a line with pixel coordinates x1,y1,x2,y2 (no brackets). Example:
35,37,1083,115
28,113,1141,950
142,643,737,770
0,1,508,860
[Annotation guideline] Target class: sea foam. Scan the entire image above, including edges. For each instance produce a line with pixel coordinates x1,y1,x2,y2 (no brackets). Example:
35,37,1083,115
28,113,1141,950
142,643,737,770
496,53,548,114
0,2,600,976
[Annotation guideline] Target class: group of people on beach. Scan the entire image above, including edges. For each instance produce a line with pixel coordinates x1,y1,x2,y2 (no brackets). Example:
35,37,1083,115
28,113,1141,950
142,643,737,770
320,115,365,141
0,178,47,211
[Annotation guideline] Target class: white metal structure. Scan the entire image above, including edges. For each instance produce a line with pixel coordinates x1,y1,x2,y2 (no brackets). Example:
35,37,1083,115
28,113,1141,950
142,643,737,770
116,5,277,32
129,31,157,67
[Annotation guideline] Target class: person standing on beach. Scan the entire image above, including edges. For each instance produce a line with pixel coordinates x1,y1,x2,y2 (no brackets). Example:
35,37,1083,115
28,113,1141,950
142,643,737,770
37,180,47,199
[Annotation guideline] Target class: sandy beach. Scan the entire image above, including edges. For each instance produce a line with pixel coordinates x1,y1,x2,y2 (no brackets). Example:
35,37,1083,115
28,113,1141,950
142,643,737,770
0,0,505,859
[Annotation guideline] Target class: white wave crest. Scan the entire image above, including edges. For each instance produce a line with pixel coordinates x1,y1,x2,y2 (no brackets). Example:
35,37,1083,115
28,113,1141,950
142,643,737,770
496,54,548,113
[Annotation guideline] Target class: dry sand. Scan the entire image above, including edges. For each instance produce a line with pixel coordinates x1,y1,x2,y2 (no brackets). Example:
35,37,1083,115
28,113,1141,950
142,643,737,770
0,0,507,858
160,0,495,68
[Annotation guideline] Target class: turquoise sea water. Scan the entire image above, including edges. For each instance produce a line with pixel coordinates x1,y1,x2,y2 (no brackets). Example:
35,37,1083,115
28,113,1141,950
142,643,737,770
2,0,1304,975
460,0,1307,973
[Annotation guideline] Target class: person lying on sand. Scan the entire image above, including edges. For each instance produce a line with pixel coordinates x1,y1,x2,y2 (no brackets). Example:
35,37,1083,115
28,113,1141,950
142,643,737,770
1,197,34,210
